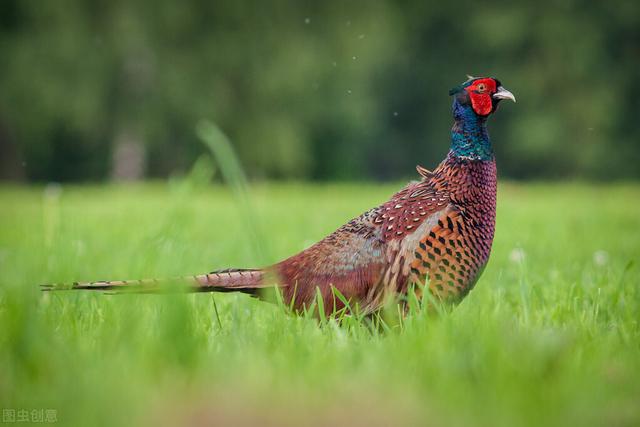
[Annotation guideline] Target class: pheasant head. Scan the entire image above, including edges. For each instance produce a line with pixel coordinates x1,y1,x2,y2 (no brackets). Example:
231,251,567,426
448,76,516,160
449,76,516,117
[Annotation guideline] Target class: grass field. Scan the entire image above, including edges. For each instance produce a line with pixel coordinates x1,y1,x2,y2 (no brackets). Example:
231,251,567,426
0,181,639,427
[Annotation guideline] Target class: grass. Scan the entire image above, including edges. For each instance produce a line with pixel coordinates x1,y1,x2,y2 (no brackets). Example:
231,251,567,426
0,179,639,427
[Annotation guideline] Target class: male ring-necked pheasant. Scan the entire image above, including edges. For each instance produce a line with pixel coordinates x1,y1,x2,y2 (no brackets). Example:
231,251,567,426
44,76,515,314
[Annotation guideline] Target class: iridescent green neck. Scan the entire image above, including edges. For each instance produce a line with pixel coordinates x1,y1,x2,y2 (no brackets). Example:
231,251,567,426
450,99,493,160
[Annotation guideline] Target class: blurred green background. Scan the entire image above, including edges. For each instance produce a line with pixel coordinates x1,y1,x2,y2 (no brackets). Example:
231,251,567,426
0,0,639,183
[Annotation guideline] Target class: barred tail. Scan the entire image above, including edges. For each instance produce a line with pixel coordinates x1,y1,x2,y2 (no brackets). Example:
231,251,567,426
41,268,269,295
193,268,267,294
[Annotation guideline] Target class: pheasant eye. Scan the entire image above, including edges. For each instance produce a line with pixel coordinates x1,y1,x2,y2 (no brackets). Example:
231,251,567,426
476,83,486,92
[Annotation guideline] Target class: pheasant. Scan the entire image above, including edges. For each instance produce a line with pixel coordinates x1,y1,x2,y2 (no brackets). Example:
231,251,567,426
44,76,515,314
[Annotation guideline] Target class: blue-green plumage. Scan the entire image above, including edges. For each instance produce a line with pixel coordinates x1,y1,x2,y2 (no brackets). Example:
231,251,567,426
450,99,494,161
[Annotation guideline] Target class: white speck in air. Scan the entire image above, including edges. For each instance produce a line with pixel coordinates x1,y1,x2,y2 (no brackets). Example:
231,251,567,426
304,18,310,24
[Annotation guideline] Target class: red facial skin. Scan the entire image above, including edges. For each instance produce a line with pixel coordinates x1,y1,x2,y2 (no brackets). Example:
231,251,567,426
464,78,498,116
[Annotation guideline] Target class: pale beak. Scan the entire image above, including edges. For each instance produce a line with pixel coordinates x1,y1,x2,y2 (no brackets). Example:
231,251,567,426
493,86,516,103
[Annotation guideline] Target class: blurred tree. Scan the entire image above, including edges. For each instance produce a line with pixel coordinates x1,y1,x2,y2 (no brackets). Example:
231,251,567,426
0,0,638,182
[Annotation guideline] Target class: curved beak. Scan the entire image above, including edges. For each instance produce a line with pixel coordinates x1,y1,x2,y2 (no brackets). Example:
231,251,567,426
493,86,516,103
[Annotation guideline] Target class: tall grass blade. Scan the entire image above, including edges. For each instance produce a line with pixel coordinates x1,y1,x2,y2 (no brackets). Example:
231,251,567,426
196,119,269,264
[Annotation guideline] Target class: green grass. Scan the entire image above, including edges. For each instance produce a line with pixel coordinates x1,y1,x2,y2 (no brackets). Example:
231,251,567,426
0,181,639,427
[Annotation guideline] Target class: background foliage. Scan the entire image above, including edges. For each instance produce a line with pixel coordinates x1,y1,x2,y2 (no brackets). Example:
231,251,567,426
1,0,639,182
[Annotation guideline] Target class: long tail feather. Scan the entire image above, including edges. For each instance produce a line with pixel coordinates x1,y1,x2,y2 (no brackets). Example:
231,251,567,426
41,268,270,295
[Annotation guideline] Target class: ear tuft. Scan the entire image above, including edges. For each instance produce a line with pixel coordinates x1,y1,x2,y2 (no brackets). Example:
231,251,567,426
451,75,479,96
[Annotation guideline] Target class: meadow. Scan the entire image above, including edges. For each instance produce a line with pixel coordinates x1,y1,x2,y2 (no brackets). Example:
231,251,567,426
0,180,638,427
